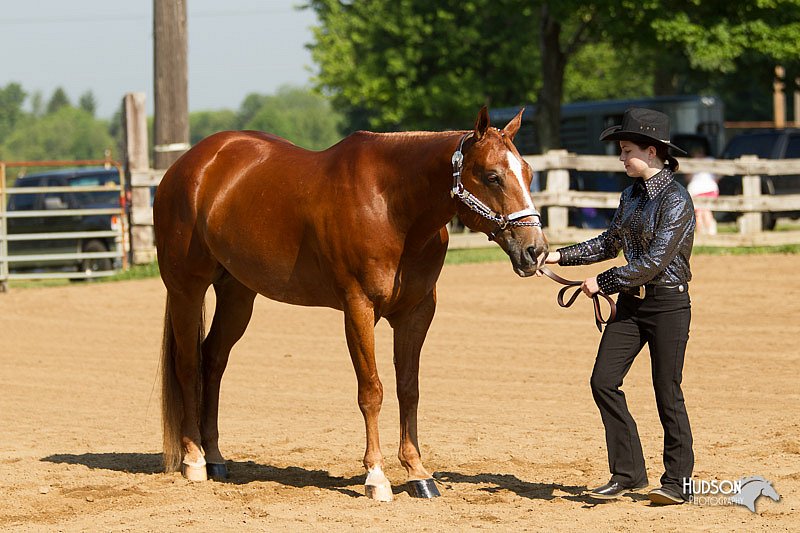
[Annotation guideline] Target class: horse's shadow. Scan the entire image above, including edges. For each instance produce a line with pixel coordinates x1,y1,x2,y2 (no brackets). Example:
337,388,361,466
40,454,623,504
42,452,163,475
433,471,606,505
41,453,363,497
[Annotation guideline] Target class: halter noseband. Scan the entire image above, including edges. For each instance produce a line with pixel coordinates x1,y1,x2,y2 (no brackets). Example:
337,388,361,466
450,132,543,240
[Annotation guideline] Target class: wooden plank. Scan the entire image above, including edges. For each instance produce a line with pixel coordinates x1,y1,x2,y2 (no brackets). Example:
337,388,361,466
545,168,570,230
131,170,165,187
130,188,153,225
131,225,156,265
531,191,800,212
525,152,800,177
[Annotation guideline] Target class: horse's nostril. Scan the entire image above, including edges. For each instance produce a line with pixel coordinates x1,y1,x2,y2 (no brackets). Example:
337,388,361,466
526,246,539,264
527,244,548,267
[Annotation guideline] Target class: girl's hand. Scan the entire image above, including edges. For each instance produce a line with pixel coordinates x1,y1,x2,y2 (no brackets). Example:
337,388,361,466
582,276,600,297
535,251,561,276
544,251,561,264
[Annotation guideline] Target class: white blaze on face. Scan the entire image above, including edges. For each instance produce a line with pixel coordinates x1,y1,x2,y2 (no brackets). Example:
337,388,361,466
506,150,535,210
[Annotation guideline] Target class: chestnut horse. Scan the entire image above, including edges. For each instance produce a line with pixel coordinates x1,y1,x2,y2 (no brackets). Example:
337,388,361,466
154,107,548,501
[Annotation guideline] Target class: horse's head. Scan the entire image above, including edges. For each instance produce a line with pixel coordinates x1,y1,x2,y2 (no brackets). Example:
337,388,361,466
453,106,549,277
742,476,781,502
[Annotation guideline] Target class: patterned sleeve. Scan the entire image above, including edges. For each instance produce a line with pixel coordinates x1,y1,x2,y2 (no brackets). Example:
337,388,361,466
596,190,695,294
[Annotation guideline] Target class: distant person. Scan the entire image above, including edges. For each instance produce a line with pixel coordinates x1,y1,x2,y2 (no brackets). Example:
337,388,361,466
686,145,718,235
541,108,696,505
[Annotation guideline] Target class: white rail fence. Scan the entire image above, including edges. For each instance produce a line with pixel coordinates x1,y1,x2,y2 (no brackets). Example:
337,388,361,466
521,150,800,247
0,161,127,291
127,151,800,263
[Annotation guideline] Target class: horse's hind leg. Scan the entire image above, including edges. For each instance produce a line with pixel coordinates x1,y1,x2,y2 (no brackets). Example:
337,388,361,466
164,288,210,481
200,273,257,480
387,289,440,498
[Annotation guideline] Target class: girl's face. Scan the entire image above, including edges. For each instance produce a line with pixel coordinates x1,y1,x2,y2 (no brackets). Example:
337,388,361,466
619,140,657,178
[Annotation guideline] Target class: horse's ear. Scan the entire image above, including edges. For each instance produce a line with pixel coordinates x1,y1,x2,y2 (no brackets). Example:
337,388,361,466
474,106,490,139
503,107,525,141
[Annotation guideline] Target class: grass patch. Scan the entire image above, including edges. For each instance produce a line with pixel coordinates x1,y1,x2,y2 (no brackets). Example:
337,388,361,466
106,261,160,281
693,244,800,255
445,241,800,266
6,261,160,289
445,247,507,264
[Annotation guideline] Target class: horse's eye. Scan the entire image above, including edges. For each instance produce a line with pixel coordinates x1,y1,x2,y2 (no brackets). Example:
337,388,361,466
486,173,501,185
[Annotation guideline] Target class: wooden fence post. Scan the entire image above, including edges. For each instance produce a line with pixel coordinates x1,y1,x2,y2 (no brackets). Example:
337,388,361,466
122,92,157,265
740,173,763,234
544,150,569,232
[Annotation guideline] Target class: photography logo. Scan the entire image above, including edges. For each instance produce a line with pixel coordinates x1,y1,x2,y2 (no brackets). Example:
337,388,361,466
684,476,781,512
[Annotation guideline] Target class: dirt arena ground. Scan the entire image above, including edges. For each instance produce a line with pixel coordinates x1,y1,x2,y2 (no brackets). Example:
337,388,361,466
0,253,797,531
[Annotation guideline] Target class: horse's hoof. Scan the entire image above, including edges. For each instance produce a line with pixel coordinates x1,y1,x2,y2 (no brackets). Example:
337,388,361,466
206,462,228,481
181,461,208,482
365,466,393,502
408,478,441,498
365,483,394,502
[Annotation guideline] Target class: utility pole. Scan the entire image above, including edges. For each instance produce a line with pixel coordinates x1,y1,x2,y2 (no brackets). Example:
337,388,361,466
153,0,189,170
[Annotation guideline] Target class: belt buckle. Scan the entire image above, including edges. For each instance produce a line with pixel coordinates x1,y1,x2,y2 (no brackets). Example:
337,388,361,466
634,285,646,299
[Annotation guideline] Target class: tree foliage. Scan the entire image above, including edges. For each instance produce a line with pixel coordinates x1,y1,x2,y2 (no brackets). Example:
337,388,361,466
78,91,97,116
1,106,114,162
563,43,653,103
239,86,343,150
0,83,26,142
46,87,71,115
307,0,539,132
189,109,237,144
189,87,343,150
652,1,800,72
307,0,800,150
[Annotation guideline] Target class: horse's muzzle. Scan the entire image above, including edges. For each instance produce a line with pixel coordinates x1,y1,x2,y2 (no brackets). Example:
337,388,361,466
510,241,548,277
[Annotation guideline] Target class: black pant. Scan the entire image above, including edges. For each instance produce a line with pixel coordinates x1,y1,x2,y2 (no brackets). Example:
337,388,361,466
590,290,693,497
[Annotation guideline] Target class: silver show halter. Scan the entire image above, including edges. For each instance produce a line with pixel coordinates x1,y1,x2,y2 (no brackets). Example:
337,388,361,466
450,132,542,240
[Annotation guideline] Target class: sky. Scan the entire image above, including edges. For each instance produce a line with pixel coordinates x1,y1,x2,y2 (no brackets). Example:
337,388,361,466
0,0,319,119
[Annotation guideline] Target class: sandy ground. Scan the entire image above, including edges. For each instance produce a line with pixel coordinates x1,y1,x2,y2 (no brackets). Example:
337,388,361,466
0,254,797,532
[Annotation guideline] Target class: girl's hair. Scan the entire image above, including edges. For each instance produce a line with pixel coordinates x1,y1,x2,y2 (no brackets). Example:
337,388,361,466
634,141,680,172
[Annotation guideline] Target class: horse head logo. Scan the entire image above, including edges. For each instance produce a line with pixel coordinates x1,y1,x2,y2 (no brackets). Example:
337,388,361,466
729,476,780,513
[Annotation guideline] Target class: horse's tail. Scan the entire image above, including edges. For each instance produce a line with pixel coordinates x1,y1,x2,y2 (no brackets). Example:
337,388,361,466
160,295,206,472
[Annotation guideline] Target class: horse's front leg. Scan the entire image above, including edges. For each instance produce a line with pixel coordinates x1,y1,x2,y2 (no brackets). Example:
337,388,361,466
343,295,392,501
387,289,440,498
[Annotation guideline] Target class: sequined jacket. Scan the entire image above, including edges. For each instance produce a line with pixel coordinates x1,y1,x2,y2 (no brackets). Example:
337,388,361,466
557,169,695,295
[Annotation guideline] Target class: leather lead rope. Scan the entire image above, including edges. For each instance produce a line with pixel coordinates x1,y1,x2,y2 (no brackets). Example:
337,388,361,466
538,266,617,332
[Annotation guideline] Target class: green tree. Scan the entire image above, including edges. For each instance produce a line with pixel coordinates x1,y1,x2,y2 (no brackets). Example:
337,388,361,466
46,87,71,115
79,91,97,116
307,0,539,132
30,91,44,117
189,109,238,144
239,86,342,150
237,93,270,129
307,0,800,150
1,107,114,162
533,0,800,150
0,82,26,143
563,43,653,103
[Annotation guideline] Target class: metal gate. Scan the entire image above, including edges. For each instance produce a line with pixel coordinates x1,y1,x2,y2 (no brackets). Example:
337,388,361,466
0,159,128,291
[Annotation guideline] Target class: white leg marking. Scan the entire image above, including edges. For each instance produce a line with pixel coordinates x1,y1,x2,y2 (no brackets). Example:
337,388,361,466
181,455,208,482
365,466,393,502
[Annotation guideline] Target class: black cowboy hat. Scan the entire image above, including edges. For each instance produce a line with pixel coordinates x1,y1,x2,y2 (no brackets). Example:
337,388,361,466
599,107,687,156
